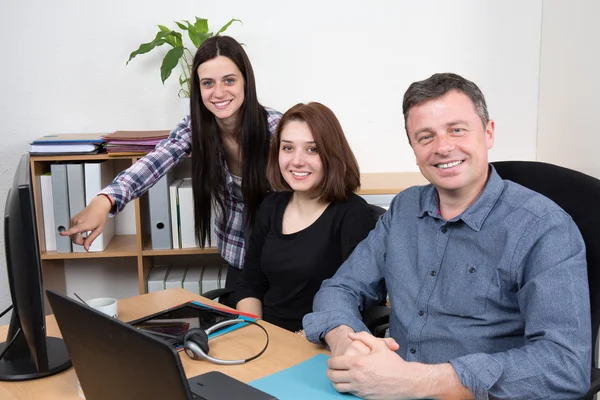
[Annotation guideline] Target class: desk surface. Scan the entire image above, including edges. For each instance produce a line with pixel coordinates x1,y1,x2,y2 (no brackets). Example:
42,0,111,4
0,288,328,400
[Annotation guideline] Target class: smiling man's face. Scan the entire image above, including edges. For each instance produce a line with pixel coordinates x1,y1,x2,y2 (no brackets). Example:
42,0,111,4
407,89,495,200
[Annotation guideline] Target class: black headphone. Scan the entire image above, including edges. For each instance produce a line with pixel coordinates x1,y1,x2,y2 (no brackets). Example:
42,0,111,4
182,319,269,365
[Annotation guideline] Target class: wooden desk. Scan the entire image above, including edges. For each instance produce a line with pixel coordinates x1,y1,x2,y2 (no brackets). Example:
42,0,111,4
360,172,427,195
0,288,328,400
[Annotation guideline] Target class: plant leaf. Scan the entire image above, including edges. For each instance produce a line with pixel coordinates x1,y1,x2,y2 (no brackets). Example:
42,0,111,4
178,87,190,98
185,21,201,48
126,31,173,64
172,31,183,47
183,20,195,33
158,27,181,48
175,21,188,31
179,71,191,86
179,70,191,98
196,32,212,47
216,18,242,36
194,17,209,33
160,46,184,83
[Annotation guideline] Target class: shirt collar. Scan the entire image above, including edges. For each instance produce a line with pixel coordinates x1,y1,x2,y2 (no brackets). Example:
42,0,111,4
417,165,504,231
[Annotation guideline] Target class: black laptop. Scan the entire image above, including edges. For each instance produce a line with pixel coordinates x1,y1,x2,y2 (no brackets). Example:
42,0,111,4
46,290,277,400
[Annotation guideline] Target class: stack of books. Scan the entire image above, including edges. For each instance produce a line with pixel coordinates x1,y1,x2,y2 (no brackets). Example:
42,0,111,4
30,134,105,155
103,130,170,155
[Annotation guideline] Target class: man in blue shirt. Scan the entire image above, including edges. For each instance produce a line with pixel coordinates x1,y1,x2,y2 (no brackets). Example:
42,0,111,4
303,73,591,399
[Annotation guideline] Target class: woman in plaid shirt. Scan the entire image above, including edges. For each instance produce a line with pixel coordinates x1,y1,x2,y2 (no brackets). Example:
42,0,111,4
62,36,282,291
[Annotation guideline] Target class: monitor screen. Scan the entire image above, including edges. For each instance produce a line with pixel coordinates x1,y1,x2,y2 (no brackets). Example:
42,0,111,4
0,154,71,381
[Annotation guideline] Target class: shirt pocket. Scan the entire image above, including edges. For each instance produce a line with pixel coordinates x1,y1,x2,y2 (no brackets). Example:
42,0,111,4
437,263,493,317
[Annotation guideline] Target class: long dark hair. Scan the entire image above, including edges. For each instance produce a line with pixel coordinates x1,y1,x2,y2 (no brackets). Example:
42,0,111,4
189,36,271,247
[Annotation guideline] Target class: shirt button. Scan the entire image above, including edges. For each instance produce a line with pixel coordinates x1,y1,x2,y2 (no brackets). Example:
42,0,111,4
430,270,437,276
410,348,416,354
469,267,476,273
418,310,424,316
441,226,448,233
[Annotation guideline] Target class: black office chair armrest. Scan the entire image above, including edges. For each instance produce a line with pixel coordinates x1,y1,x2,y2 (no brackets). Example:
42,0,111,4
361,305,391,338
201,288,235,301
581,367,600,400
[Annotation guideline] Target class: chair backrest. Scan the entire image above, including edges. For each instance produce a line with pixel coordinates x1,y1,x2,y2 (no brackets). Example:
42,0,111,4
492,161,600,369
368,204,387,222
366,203,389,312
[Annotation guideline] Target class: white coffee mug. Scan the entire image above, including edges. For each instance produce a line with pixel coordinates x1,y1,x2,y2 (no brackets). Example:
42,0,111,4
87,297,118,318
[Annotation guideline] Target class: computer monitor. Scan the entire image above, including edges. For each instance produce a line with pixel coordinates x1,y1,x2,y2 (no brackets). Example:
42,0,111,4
0,154,71,381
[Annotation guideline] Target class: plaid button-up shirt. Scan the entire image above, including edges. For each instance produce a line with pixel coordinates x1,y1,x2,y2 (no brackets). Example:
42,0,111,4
100,108,282,269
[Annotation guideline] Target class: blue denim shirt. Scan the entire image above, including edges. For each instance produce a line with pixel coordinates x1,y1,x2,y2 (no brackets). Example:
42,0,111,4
303,166,591,399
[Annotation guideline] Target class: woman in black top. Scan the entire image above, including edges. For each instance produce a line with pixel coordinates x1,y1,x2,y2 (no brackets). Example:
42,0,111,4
234,102,378,332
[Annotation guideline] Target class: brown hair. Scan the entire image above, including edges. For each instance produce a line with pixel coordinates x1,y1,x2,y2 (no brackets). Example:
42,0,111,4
266,102,360,202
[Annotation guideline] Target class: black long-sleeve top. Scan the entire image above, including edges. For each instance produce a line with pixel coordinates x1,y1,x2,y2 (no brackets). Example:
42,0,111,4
235,191,377,331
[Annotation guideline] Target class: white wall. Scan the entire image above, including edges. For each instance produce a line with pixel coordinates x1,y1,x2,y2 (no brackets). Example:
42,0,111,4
537,0,600,179
0,0,543,325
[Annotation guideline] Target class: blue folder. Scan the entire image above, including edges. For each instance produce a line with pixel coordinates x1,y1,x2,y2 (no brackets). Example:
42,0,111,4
249,354,359,400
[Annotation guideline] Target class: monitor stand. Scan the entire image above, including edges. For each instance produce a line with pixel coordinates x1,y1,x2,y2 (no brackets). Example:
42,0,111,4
0,337,71,381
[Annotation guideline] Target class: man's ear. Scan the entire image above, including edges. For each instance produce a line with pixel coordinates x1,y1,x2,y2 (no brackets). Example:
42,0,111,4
485,120,495,149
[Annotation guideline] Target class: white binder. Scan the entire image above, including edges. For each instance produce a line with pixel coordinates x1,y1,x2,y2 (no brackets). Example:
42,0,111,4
39,172,56,251
183,267,203,295
146,265,170,292
165,266,187,290
178,180,197,248
201,265,220,293
219,264,229,289
84,161,115,252
169,179,184,249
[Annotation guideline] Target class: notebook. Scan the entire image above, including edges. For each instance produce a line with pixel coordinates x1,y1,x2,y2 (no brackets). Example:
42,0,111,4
46,290,277,400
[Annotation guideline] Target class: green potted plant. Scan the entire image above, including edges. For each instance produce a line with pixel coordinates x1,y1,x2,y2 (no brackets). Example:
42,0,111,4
127,17,241,98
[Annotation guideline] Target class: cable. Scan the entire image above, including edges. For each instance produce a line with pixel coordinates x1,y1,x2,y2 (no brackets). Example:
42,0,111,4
0,304,13,320
181,319,270,365
141,320,270,364
0,327,22,361
240,320,269,363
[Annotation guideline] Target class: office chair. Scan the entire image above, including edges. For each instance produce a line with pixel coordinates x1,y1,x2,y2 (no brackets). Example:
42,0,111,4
202,204,390,337
491,161,600,399
202,287,235,306
360,204,391,338
365,161,600,396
